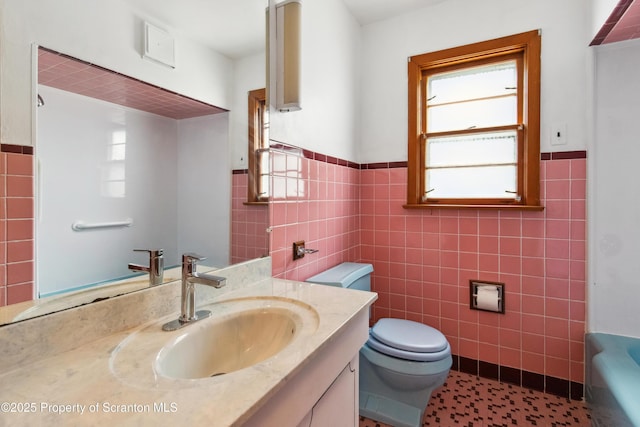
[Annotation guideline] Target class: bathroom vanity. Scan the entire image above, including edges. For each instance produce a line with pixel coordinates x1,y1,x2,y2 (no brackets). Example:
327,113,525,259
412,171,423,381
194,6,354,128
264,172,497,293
0,258,377,426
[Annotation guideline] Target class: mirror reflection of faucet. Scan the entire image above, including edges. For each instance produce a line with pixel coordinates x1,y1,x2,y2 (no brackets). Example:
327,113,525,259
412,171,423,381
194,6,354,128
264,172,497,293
162,253,226,331
128,249,164,286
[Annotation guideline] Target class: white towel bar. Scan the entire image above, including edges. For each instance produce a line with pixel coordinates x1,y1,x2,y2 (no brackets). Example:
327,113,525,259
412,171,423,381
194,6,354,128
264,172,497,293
72,219,133,231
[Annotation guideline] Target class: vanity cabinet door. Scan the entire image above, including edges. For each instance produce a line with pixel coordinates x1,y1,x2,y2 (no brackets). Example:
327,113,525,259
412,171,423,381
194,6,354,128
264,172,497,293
306,362,357,427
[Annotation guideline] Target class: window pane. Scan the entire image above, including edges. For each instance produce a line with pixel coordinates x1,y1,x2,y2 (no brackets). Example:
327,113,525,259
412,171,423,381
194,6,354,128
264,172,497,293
260,99,270,150
427,96,516,132
426,165,517,199
257,149,270,200
427,60,517,133
109,144,126,161
427,131,517,168
428,60,516,105
101,163,126,198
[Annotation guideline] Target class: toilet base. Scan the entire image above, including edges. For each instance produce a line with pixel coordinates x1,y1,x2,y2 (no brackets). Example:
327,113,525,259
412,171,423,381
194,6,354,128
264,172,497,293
360,391,424,427
359,345,451,427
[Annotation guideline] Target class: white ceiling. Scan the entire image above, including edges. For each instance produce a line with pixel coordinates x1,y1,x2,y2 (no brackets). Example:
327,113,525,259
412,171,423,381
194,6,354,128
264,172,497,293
342,0,446,25
125,0,441,59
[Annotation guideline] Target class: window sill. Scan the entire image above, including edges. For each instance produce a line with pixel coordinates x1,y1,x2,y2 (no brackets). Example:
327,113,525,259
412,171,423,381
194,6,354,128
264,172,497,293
403,203,544,211
243,201,269,206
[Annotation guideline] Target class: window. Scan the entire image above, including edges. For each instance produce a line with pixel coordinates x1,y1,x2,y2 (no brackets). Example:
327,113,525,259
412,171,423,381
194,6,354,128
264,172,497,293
102,130,126,198
247,88,269,203
406,30,542,209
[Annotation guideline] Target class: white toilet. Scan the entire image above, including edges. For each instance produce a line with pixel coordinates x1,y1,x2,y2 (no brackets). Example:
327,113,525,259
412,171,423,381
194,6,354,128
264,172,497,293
306,263,452,427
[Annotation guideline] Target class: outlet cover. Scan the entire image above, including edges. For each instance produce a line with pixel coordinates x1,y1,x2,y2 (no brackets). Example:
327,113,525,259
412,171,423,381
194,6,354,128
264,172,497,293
551,122,567,146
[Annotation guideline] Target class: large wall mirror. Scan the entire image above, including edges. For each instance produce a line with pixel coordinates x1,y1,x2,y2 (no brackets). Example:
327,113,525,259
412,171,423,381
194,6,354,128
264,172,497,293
0,0,269,325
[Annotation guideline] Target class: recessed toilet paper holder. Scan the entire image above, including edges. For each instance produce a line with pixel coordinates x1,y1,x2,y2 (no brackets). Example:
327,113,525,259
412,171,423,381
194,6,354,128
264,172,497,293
470,280,505,313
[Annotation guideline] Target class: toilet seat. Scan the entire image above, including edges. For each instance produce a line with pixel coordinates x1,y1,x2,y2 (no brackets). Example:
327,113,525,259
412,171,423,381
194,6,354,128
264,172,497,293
367,318,451,362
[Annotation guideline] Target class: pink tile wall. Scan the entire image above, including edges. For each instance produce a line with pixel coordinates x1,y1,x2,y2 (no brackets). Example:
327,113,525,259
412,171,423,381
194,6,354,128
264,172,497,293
360,157,587,385
269,148,361,281
0,141,588,389
0,148,35,307
267,144,586,391
231,171,270,264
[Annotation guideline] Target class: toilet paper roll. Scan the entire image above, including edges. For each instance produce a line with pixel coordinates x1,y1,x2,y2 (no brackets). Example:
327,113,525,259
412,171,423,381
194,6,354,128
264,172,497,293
476,285,500,312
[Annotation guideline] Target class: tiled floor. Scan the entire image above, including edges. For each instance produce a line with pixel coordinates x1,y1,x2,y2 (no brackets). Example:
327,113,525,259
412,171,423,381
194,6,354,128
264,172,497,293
359,370,591,427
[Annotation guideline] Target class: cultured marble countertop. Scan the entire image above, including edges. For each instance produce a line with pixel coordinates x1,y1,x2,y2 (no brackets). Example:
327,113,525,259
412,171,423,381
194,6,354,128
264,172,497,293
0,278,376,426
0,265,191,325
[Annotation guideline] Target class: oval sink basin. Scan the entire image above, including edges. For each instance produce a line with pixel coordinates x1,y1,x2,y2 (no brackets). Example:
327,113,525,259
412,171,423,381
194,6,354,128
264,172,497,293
110,296,319,387
156,307,299,379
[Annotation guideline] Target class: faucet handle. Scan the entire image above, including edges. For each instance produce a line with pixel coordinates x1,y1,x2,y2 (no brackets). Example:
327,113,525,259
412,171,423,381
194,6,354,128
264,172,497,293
182,252,206,264
134,248,164,257
182,253,206,276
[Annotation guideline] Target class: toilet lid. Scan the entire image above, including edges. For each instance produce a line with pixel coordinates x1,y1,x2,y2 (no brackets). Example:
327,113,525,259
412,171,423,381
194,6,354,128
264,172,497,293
366,335,451,362
370,318,449,353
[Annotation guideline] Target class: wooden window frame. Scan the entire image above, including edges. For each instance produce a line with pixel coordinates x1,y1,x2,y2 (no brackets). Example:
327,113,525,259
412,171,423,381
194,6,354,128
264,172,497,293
406,30,543,210
247,88,268,204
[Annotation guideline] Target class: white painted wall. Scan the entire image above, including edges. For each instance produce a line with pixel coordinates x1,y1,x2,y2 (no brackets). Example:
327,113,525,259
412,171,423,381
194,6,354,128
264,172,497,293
358,0,591,164
0,0,233,147
177,114,231,268
37,86,230,296
230,52,267,171
269,0,362,163
590,0,619,39
589,38,640,338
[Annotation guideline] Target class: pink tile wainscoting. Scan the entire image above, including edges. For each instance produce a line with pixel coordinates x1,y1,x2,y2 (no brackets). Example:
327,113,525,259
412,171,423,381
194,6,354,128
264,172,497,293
0,146,35,307
268,144,587,399
269,146,361,281
2,139,587,398
230,171,270,264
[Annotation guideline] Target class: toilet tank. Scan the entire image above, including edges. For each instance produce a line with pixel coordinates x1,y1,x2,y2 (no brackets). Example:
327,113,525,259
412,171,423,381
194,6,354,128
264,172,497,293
305,262,373,292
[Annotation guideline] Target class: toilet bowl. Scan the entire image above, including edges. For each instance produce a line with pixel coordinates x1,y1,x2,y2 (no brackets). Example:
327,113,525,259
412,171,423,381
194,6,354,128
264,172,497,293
306,263,452,427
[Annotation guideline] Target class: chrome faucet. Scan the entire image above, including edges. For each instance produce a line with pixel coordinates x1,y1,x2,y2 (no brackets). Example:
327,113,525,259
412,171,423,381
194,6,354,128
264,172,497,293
128,249,164,286
162,253,226,331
